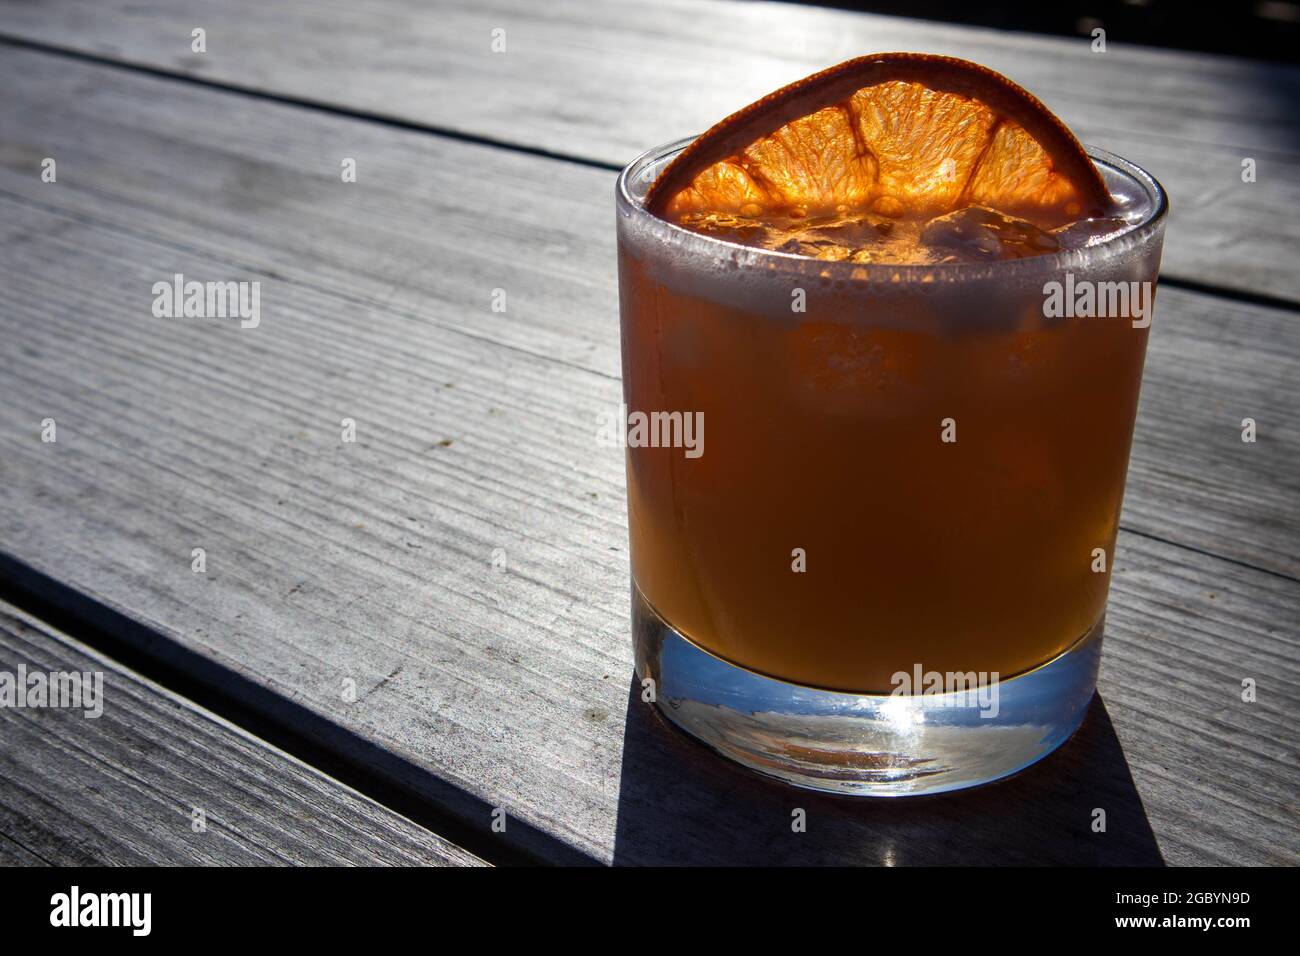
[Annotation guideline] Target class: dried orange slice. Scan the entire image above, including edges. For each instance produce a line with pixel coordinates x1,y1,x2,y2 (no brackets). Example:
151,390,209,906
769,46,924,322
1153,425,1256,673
647,53,1111,248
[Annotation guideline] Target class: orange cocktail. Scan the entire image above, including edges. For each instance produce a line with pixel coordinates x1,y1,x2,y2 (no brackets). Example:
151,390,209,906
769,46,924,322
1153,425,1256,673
617,55,1167,794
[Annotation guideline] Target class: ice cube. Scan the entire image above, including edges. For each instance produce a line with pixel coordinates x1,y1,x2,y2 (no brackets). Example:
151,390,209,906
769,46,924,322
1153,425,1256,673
677,211,772,244
1050,217,1130,250
920,205,1060,262
775,238,853,261
763,213,896,261
798,214,895,245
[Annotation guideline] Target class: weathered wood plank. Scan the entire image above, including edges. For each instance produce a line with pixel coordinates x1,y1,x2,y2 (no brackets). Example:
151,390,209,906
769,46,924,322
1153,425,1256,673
1,49,1295,576
0,831,46,865
0,0,1297,302
0,602,485,865
0,193,1295,864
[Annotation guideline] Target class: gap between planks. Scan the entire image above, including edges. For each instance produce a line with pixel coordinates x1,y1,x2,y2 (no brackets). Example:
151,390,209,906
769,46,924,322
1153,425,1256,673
0,598,489,865
0,553,590,867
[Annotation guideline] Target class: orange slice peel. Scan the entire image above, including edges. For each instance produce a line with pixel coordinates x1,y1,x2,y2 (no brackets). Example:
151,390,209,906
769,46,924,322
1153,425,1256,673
646,53,1112,244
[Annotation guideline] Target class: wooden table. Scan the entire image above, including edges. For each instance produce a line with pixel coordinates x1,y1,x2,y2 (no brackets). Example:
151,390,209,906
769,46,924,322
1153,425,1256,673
0,0,1295,866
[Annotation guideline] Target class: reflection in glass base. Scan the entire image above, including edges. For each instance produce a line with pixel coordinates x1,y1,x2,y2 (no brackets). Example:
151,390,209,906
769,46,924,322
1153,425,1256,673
632,586,1102,796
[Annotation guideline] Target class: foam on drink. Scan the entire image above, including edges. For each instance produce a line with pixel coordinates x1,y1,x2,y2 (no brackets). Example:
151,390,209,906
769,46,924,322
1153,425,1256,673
664,159,1154,265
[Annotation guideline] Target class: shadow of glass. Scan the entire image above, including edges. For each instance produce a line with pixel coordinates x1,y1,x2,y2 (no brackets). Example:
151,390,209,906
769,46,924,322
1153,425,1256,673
612,684,1162,865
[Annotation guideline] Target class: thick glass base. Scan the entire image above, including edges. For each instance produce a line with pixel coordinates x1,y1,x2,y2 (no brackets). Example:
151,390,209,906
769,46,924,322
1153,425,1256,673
632,586,1102,796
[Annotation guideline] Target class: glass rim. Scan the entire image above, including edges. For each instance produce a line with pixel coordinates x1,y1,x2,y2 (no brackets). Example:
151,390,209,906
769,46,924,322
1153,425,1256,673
617,135,1169,282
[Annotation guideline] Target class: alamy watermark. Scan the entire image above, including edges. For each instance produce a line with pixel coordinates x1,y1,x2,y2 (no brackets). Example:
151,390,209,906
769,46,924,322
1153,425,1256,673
890,664,1000,718
50,886,150,936
1043,273,1153,328
0,664,104,718
596,402,704,459
152,273,260,329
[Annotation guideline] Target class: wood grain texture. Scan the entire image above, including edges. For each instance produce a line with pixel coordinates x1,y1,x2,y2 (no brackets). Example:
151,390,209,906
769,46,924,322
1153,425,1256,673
0,603,485,865
0,0,1297,302
0,193,1294,864
0,832,45,865
1,48,1295,577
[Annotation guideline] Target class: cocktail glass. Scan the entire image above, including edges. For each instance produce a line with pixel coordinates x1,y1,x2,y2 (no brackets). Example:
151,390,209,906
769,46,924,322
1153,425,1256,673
616,137,1167,795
